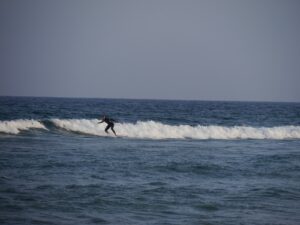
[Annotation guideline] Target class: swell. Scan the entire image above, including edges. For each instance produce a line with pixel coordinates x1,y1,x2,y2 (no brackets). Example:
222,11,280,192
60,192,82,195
1,119,300,140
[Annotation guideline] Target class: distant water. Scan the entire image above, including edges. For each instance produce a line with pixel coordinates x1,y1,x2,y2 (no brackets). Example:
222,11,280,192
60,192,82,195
0,97,300,225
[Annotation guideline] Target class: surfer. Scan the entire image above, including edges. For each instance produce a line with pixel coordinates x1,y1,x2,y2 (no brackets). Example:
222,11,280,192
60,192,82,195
98,115,117,136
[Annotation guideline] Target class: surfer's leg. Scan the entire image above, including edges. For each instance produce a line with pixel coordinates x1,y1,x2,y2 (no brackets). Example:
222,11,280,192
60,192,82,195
111,124,117,136
105,124,110,133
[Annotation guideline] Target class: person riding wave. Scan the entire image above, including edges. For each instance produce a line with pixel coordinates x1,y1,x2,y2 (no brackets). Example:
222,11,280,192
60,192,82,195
98,115,117,136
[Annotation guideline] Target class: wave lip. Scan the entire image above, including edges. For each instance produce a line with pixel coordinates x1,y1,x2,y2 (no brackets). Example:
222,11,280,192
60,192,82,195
50,119,300,140
0,119,47,134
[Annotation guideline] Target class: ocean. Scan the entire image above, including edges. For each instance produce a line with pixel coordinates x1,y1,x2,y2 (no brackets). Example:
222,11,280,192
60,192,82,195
0,97,299,225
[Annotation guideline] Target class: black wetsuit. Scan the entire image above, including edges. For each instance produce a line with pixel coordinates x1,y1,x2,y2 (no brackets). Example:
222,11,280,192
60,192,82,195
99,117,116,135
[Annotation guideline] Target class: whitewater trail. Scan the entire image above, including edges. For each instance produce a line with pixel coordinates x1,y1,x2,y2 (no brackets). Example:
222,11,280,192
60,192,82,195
0,119,47,134
1,119,300,139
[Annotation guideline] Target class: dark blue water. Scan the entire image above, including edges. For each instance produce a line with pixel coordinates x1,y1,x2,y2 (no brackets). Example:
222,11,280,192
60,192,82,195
0,97,300,224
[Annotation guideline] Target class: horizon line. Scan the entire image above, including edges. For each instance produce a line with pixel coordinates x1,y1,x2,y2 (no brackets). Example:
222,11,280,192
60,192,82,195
1,95,299,104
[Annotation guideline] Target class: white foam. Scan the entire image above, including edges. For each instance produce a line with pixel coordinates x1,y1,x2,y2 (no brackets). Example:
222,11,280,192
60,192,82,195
51,119,104,136
0,119,47,134
50,119,300,140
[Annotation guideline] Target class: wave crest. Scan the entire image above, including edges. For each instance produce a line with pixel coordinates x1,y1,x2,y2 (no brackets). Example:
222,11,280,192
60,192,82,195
51,119,300,140
1,118,299,139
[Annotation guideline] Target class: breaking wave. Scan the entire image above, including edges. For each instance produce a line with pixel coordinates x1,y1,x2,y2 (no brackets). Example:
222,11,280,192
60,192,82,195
1,119,300,140
0,119,47,134
50,119,300,140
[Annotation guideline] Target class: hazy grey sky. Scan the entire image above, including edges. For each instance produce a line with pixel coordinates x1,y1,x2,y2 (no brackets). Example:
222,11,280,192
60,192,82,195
1,0,300,101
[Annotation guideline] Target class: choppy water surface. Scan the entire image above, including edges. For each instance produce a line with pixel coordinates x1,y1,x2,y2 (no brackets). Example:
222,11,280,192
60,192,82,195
0,97,300,224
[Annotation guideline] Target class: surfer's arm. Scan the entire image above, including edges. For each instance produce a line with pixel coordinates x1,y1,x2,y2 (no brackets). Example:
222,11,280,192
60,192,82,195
98,119,104,124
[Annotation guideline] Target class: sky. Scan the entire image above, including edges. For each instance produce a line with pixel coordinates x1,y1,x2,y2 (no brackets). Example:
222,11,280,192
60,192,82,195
1,0,300,102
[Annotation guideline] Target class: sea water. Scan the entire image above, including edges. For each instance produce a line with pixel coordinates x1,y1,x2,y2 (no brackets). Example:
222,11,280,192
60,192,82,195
0,97,299,225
